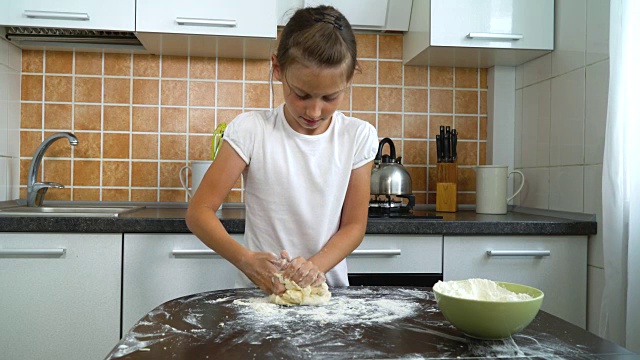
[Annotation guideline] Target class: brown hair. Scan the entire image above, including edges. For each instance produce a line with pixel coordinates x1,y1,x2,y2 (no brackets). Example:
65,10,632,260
276,5,359,82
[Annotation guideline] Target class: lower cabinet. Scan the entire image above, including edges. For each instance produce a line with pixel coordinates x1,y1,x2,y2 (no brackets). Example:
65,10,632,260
348,234,443,273
0,233,122,360
443,235,588,328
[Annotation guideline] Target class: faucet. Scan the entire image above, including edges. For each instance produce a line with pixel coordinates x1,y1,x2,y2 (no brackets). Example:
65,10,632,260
27,132,79,207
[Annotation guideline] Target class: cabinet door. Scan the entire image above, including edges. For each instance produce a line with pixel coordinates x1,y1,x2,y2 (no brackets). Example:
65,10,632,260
136,0,277,38
0,233,122,360
348,235,443,273
122,233,245,333
430,0,554,50
443,235,587,327
1,0,135,31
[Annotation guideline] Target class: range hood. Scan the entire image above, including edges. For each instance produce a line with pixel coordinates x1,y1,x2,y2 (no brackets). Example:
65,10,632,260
3,26,146,52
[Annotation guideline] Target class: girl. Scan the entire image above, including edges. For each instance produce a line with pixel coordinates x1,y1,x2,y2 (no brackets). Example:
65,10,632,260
186,5,378,295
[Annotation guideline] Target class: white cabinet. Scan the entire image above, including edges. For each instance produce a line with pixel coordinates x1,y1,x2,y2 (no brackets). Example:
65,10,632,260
348,234,442,273
278,0,413,31
0,233,122,360
122,233,245,334
404,0,554,67
0,0,135,31
443,235,587,328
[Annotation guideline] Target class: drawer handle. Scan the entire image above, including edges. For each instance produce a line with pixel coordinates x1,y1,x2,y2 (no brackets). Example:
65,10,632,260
487,250,550,257
176,17,237,27
0,248,66,257
172,249,221,257
467,32,523,40
24,10,90,21
351,249,401,256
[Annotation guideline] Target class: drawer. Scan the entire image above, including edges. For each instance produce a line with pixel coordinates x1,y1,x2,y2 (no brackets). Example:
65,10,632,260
347,235,443,274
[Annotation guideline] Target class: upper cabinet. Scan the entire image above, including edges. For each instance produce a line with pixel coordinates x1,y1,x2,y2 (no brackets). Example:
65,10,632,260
0,0,135,31
404,0,555,67
278,0,413,31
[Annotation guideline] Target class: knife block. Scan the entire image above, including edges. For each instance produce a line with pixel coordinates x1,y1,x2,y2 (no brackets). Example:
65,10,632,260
436,163,458,212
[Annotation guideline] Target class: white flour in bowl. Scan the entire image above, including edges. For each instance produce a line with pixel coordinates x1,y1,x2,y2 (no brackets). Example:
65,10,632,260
433,279,533,301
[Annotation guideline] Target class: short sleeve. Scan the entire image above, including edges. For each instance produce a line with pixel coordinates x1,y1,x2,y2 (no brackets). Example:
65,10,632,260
222,112,259,165
353,122,378,169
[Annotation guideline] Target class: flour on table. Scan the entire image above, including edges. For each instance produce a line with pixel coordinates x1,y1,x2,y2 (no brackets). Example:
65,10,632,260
269,273,331,306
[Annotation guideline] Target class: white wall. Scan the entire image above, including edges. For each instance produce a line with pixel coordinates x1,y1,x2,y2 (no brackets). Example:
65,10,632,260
513,0,610,334
0,37,21,201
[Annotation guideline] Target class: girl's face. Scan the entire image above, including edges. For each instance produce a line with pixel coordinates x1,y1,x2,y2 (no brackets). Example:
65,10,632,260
273,57,349,135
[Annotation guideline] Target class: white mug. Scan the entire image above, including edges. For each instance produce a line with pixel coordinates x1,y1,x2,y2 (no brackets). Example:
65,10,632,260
179,160,213,199
474,165,525,214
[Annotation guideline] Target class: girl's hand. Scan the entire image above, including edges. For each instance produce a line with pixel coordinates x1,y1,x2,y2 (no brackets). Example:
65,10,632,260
281,253,326,288
237,251,286,295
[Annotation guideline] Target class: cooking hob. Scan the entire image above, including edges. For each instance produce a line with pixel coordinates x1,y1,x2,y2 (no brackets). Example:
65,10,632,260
368,207,443,220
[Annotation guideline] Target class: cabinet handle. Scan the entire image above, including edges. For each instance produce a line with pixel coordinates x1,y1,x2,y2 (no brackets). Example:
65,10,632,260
487,250,550,257
175,17,237,27
350,249,401,256
0,248,65,257
24,10,90,21
172,249,221,257
467,32,523,40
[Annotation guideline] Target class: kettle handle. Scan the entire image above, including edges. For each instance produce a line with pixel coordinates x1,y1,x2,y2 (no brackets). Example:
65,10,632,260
376,138,396,162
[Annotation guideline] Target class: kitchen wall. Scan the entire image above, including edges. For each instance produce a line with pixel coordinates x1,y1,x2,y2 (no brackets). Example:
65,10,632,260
17,33,488,204
0,38,21,201
513,0,609,334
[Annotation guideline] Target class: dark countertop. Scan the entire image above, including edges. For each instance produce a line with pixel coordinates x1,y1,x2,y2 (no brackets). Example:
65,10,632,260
105,287,637,359
0,201,597,236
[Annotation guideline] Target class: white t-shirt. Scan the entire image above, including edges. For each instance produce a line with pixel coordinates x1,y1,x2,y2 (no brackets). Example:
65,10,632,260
224,104,378,287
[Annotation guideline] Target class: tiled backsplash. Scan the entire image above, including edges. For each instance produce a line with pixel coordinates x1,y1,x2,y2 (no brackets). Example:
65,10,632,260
19,34,487,204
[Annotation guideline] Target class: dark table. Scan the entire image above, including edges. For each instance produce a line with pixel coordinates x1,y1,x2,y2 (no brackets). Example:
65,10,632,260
105,287,638,359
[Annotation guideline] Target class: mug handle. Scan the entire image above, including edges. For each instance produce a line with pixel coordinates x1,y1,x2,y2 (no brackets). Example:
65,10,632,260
179,165,192,198
507,170,525,203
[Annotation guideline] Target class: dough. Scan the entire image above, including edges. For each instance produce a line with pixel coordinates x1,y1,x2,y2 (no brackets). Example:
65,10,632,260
269,273,331,306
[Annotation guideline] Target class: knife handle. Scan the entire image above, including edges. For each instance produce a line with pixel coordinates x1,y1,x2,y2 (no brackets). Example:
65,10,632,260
451,129,457,162
436,135,442,163
443,135,451,162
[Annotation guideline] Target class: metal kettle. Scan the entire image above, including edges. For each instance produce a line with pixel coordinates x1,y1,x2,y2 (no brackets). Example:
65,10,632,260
370,138,412,196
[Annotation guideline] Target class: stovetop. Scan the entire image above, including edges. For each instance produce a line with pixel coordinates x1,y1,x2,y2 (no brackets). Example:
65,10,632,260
368,207,443,220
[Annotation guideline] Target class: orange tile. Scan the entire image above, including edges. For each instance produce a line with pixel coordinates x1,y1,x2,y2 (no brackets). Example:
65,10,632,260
352,60,376,85
378,61,402,85
22,50,43,73
74,105,102,131
102,161,129,186
428,141,438,165
133,79,159,105
404,88,428,113
457,167,476,191
430,67,454,88
73,160,100,186
73,132,101,159
44,76,72,102
404,114,428,139
132,134,158,159
379,35,403,60
75,52,102,75
355,34,377,59
21,75,43,101
378,87,402,112
132,106,158,132
188,135,213,160
352,112,376,128
104,106,130,131
351,86,376,111
458,193,476,205
133,54,160,77
103,133,130,159
404,65,428,87
102,189,129,201
413,192,427,205
455,141,478,165
479,117,487,140
245,83,270,108
131,161,158,187
45,51,72,74
189,108,215,134
479,142,487,165
131,189,158,202
160,107,187,133
189,81,215,107
454,116,478,140
430,89,453,113
160,189,186,202
43,159,71,184
44,131,72,157
75,77,102,103
480,68,488,89
104,78,131,104
21,103,42,129
406,166,427,192
161,80,187,106
189,56,216,80
19,187,27,199
45,187,71,201
428,166,437,190
104,53,131,76
429,115,453,139
245,59,271,81
160,135,186,160
337,88,351,113
455,90,479,114
378,114,402,138
20,131,41,158
480,91,487,115
20,159,32,184
455,68,478,88
217,82,243,107
44,104,72,129
218,58,243,80
159,162,185,187
73,188,100,201
217,109,243,124
161,55,188,78
402,140,428,165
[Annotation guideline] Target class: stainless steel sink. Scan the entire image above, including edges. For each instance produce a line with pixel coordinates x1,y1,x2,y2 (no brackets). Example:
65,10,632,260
0,205,145,217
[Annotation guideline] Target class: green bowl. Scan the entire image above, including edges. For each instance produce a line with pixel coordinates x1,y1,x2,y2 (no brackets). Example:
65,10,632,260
433,281,544,340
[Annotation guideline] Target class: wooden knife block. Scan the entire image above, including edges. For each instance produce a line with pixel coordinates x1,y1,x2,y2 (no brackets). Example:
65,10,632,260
436,163,458,212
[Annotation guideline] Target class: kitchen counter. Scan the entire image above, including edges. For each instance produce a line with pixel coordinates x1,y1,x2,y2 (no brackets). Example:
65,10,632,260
105,286,637,359
0,201,596,235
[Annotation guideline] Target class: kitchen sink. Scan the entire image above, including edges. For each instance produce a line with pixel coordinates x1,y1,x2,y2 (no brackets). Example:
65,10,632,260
0,205,145,217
